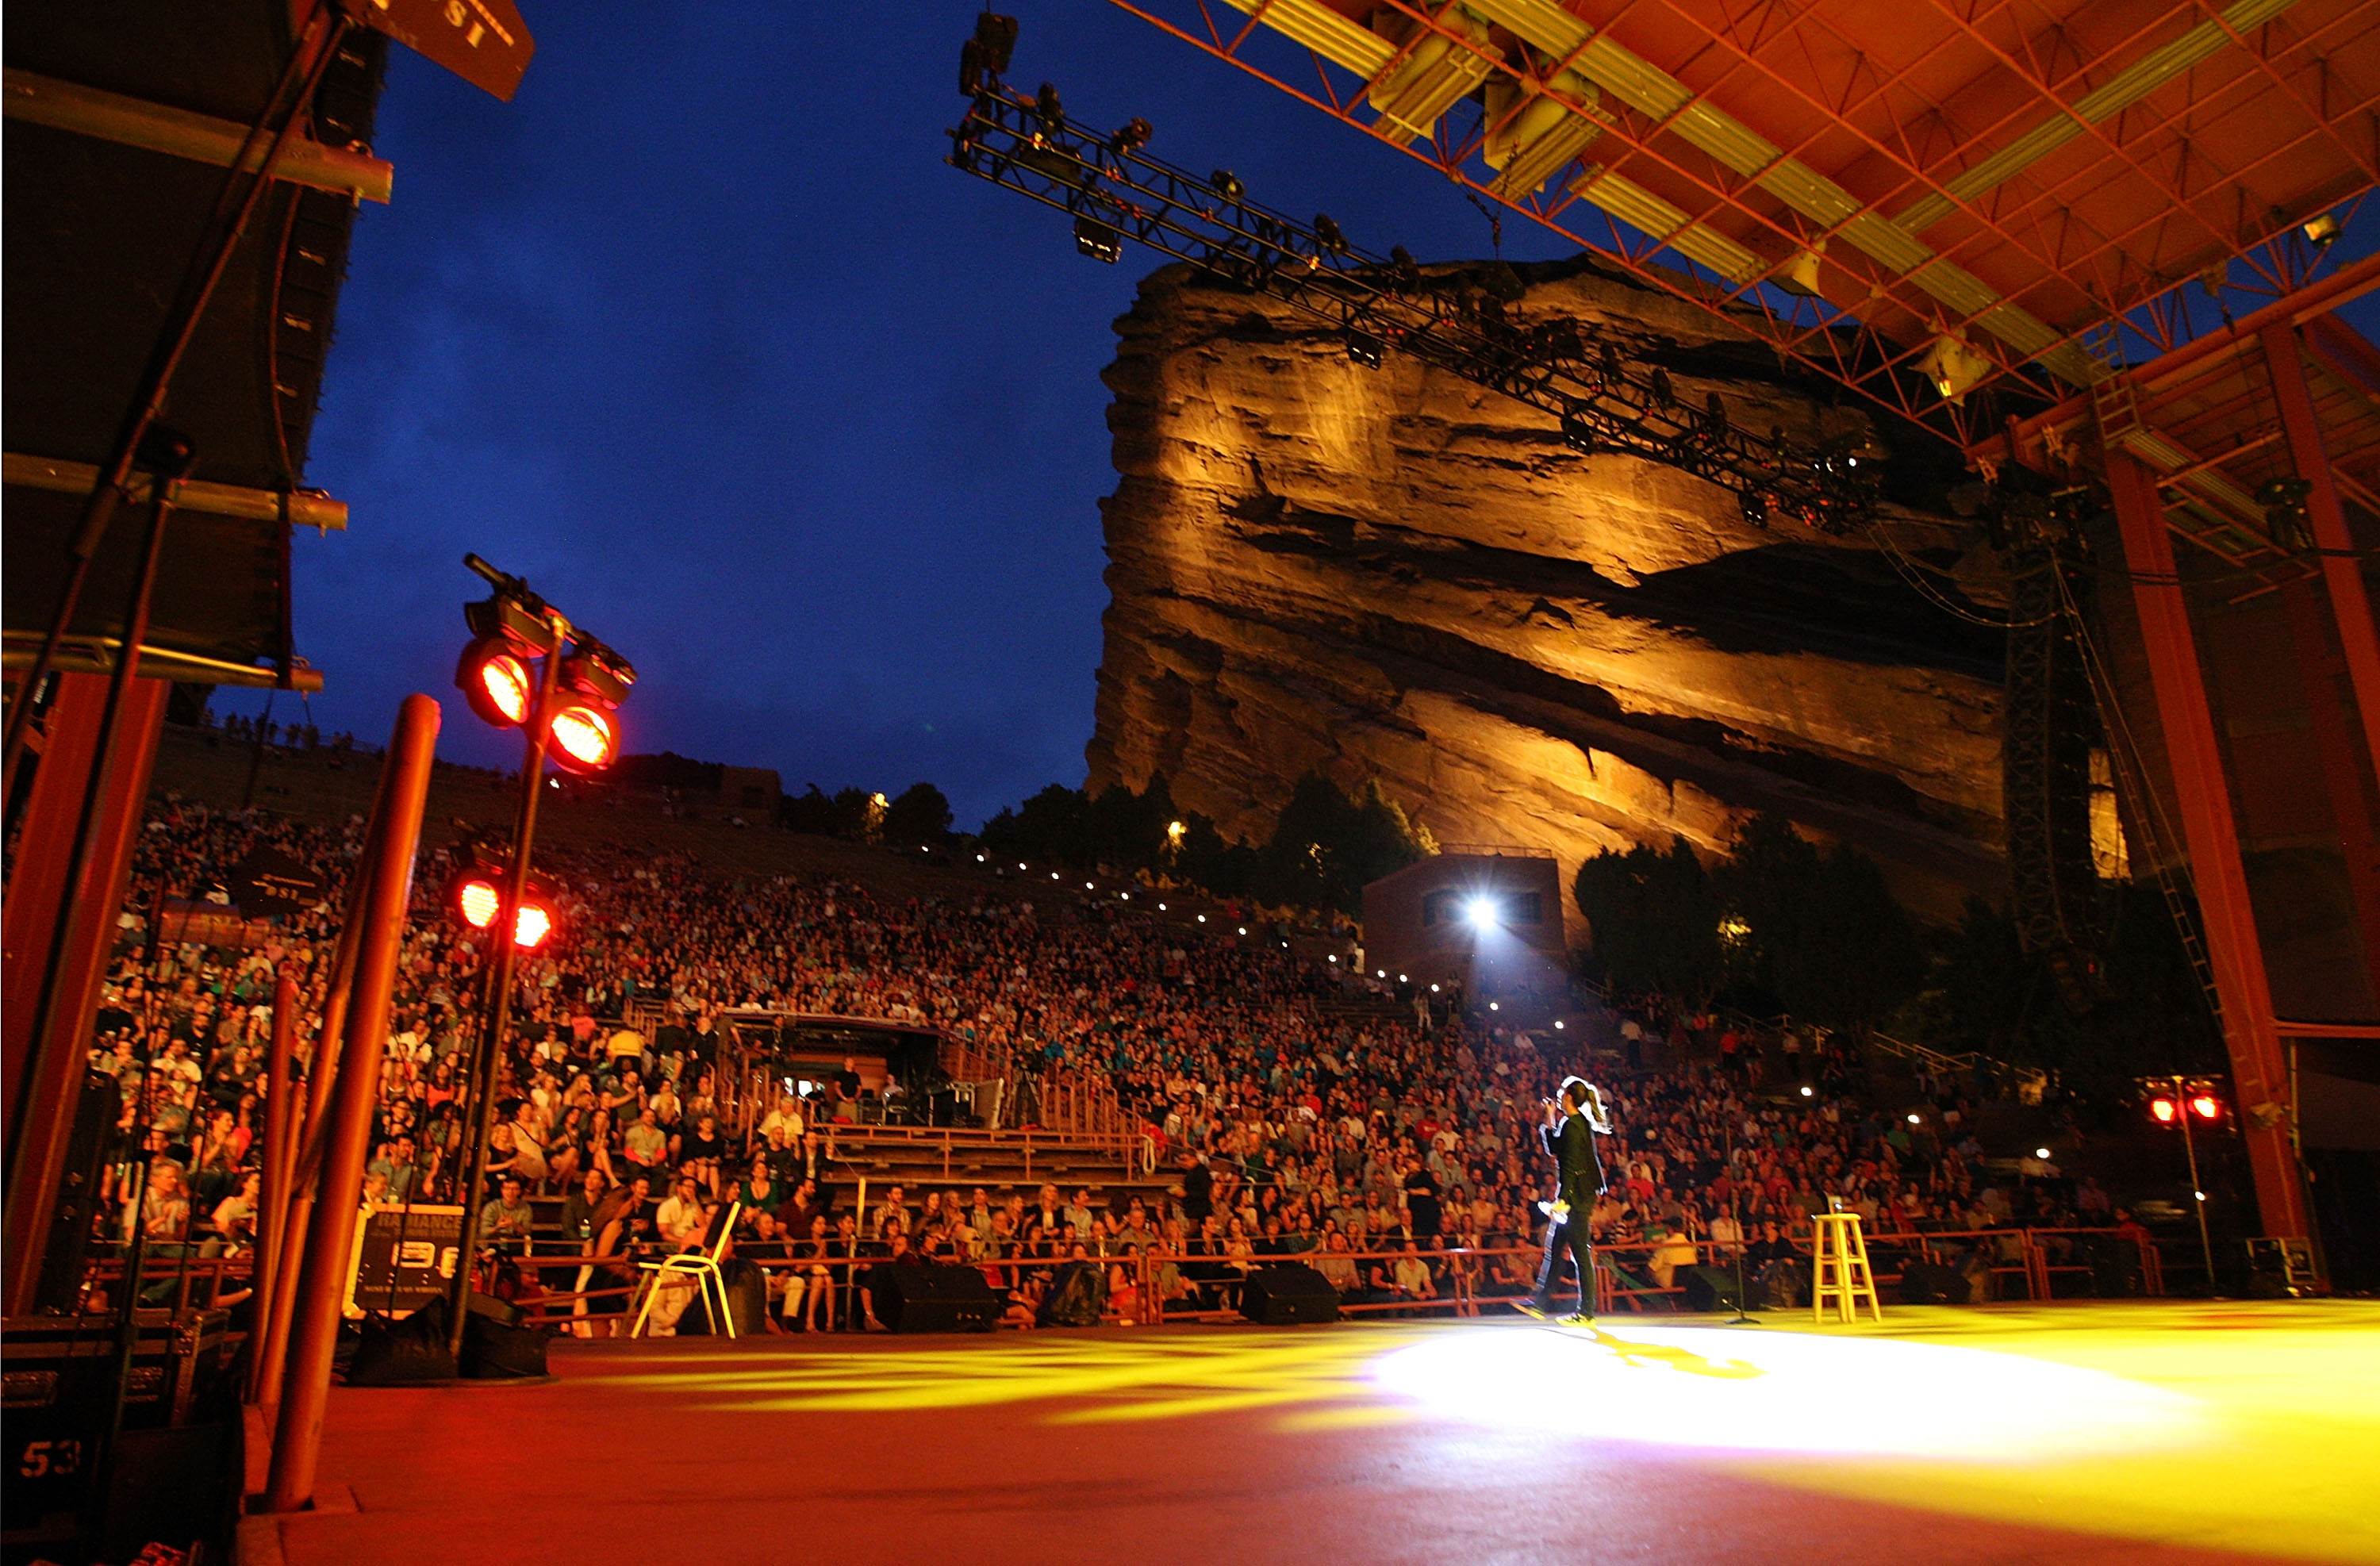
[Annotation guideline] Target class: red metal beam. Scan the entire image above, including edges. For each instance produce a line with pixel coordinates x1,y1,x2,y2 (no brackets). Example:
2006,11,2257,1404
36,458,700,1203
1980,251,2380,469
1,673,168,1317
2105,451,2310,1243
2264,318,2380,783
264,693,440,1512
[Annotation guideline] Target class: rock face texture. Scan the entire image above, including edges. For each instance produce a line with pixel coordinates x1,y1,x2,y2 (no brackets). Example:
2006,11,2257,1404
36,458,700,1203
1085,259,2007,928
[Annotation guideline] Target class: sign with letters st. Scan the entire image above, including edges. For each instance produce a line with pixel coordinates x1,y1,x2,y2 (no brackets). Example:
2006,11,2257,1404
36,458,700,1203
347,0,536,102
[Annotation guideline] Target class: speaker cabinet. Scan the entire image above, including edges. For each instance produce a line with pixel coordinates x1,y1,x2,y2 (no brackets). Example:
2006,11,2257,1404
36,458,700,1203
1239,1262,1339,1325
866,1263,998,1333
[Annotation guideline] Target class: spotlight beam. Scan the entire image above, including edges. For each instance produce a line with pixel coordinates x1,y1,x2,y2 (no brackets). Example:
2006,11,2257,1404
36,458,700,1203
946,80,1879,532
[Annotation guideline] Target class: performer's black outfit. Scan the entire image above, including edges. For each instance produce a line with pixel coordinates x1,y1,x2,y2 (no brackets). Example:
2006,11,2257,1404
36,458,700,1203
1530,1099,1606,1318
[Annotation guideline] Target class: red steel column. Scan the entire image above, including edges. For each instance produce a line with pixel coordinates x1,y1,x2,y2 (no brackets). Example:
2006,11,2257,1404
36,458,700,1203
265,693,440,1513
246,977,301,1403
1,673,169,1317
2263,320,2380,779
2106,451,2309,1242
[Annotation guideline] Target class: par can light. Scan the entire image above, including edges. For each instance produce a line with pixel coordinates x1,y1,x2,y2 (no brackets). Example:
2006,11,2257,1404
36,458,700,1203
547,704,616,772
451,869,559,950
456,637,534,727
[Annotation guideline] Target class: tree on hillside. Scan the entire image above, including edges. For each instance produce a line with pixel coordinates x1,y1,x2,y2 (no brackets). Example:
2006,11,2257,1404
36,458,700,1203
1257,773,1433,913
883,782,953,845
1910,884,2221,1096
1715,814,1924,1032
981,784,1092,867
1573,839,1724,1006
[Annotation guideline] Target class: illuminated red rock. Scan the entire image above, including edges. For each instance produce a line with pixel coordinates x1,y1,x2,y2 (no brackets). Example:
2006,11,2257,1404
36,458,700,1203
1085,259,2010,925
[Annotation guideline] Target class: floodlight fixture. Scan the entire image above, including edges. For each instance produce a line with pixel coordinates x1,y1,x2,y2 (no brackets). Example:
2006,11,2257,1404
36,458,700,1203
457,639,533,727
547,704,617,773
1467,896,1499,928
1210,169,1244,202
1073,216,1121,263
1345,329,1384,369
2304,211,2342,248
1917,335,1991,404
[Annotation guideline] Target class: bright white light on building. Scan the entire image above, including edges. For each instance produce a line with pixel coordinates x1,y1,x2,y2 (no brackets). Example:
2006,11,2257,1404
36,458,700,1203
1467,897,1498,929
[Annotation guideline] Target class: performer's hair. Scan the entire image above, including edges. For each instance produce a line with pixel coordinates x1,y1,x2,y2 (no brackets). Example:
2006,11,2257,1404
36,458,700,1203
1562,1076,1613,1134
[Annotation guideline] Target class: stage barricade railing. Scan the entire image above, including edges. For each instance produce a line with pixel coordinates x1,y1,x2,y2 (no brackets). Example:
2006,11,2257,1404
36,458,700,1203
486,1221,2177,1338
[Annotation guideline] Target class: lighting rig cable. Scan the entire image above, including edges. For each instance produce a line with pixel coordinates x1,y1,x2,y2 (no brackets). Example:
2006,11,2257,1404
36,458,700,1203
945,65,1881,533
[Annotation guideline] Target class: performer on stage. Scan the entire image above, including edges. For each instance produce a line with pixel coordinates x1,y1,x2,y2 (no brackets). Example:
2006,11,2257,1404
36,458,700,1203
1519,1074,1610,1324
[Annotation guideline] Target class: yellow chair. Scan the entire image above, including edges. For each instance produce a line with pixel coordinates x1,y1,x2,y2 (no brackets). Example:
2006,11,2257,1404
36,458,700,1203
631,1199,743,1338
1810,1210,1881,1323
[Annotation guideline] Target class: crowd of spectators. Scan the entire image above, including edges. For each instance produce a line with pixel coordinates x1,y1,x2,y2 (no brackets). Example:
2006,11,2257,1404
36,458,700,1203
85,790,2121,1327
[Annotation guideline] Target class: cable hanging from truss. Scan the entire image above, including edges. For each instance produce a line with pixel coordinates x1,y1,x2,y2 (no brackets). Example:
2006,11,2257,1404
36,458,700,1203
944,39,1881,533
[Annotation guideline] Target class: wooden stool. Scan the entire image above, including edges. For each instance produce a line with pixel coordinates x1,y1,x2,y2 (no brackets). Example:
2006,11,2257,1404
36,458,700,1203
1810,1211,1881,1323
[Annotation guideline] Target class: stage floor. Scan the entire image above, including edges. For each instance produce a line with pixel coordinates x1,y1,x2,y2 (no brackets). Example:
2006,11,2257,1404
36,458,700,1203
248,1299,2380,1566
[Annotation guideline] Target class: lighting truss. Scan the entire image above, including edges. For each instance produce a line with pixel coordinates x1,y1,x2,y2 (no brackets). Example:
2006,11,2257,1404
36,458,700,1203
1096,0,2380,458
949,83,1879,531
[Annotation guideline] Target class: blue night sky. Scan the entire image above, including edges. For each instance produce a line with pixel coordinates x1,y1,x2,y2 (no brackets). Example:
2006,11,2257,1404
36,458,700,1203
234,3,2378,829
248,2,1573,827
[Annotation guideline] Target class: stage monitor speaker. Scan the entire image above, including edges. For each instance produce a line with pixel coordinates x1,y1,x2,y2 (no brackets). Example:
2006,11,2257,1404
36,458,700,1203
2083,1234,2144,1299
462,1310,549,1378
868,1263,998,1333
1683,1265,1746,1312
1239,1262,1339,1325
679,1260,767,1338
347,1298,458,1384
1898,1261,1967,1304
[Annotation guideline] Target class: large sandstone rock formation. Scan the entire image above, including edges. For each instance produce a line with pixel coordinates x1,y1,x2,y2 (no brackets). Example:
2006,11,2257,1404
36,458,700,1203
1085,258,2008,928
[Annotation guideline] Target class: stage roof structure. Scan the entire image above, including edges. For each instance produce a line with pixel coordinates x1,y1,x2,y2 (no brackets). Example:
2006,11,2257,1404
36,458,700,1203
1111,0,2380,450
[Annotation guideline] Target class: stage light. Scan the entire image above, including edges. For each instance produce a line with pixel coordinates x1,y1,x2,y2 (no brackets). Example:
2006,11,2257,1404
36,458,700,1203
1739,490,1770,528
456,638,532,727
1210,170,1244,202
1906,1113,1921,1125
1238,926,1248,935
456,876,501,930
1376,969,1384,978
2148,1096,2178,1124
1314,213,1348,252
1328,954,1336,963
1199,915,1207,923
977,854,986,862
1553,1020,1564,1030
1121,892,1130,900
2195,1190,2208,1202
1167,820,1186,841
1467,897,1499,928
1560,409,1598,455
1073,216,1120,263
1345,329,1384,369
2036,1147,2052,1160
547,703,616,773
2303,212,2341,248
1086,881,1095,889
1773,244,1825,297
2190,1094,2221,1121
1917,335,1990,404
1429,984,1438,992
1035,81,1065,132
1489,1001,1500,1011
450,867,557,950
1157,903,1166,911
1111,116,1152,155
1800,1085,1814,1097
1399,973,1407,983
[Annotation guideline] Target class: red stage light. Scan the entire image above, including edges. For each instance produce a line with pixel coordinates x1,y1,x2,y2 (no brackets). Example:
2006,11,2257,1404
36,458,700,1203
451,872,555,948
2190,1094,2221,1121
547,703,616,772
456,637,534,728
2148,1096,2178,1124
456,876,501,929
